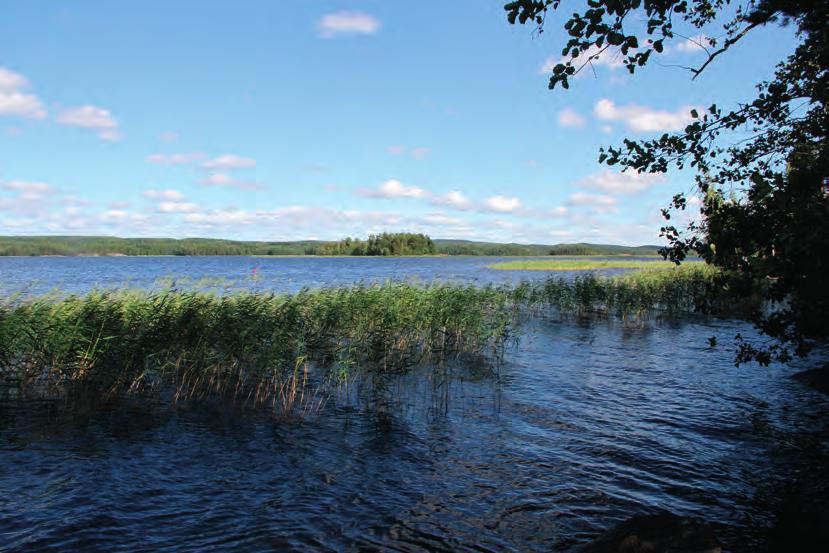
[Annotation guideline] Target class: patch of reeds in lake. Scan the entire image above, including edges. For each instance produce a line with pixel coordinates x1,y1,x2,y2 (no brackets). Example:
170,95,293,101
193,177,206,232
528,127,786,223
0,264,740,414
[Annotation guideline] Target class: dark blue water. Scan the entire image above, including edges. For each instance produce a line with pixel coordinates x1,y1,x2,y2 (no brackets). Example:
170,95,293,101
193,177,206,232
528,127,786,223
0,255,661,297
1,258,827,552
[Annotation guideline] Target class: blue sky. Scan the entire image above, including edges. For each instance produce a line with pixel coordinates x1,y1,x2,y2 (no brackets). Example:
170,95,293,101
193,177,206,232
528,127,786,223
0,1,798,245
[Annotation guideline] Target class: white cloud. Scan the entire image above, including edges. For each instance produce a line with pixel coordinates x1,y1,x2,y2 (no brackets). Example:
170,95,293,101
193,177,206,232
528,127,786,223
56,105,121,140
2,180,53,194
430,191,472,210
422,213,467,226
482,195,521,213
317,11,381,38
578,170,664,195
0,67,46,119
203,154,256,170
201,172,263,190
98,209,149,225
358,179,425,199
146,152,203,165
557,108,585,128
1,217,35,228
541,44,625,74
0,68,28,91
183,209,254,226
158,201,200,214
143,189,185,201
387,145,430,160
675,34,711,54
594,99,696,132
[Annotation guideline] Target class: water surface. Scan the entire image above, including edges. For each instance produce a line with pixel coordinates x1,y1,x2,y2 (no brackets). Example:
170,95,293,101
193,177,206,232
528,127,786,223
1,257,827,551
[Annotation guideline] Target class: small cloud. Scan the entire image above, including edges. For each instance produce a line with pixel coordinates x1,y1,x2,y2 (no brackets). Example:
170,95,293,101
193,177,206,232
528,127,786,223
183,209,254,226
2,180,53,194
578,170,664,195
317,11,381,38
387,145,430,160
422,213,467,226
159,131,179,142
203,154,256,170
601,125,614,134
157,201,200,214
201,172,263,190
594,98,697,132
410,147,430,160
557,108,586,128
0,67,47,119
56,105,121,140
357,179,425,199
430,191,472,210
143,188,184,201
482,195,521,213
675,34,711,54
146,152,203,165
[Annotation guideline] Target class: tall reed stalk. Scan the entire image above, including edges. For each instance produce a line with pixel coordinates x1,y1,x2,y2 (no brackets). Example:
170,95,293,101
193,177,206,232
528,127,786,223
0,264,737,412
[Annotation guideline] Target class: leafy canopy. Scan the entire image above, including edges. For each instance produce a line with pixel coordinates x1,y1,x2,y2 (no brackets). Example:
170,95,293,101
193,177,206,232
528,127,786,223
506,0,829,364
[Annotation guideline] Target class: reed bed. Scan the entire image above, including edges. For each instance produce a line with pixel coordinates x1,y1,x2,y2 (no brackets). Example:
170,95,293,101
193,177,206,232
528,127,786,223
487,258,697,271
0,264,736,413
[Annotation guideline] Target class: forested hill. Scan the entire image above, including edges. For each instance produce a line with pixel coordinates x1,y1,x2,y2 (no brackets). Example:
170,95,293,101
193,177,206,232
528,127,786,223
0,235,661,257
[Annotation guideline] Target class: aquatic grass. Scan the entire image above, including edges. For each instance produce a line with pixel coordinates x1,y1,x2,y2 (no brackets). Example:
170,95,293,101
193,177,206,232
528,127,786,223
0,264,741,413
487,259,699,271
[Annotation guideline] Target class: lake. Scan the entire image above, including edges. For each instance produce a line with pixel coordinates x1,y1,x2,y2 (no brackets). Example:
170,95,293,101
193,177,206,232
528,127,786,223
0,255,659,297
1,256,827,551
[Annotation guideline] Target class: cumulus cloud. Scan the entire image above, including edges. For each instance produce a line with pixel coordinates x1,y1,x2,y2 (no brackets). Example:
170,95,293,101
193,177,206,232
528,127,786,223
157,201,200,214
357,179,426,199
0,67,47,119
430,191,472,210
201,172,264,190
675,34,711,54
422,213,467,226
2,180,53,194
557,108,586,128
183,209,254,226
56,105,121,140
146,152,203,165
98,209,149,225
578,170,664,195
317,11,381,38
594,99,696,132
482,195,521,213
143,188,185,201
202,154,256,170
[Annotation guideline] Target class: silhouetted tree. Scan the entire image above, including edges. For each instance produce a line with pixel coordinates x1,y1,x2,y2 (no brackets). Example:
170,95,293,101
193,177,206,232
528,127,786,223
506,0,828,364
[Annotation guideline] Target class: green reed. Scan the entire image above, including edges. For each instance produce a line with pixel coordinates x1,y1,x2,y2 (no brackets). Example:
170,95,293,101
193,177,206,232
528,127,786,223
0,264,738,412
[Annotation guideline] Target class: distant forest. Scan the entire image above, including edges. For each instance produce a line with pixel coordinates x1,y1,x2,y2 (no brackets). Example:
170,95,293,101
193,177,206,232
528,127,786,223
0,235,660,257
316,233,436,256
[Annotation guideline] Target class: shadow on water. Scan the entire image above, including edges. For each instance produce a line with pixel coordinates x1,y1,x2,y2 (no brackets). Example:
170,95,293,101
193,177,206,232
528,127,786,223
1,316,828,552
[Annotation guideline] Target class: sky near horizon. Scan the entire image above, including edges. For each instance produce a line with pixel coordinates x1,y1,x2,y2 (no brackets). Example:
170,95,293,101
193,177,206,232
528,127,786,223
0,1,799,245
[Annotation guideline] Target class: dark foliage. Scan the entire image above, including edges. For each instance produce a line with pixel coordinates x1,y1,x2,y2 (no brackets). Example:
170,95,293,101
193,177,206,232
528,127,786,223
506,0,829,364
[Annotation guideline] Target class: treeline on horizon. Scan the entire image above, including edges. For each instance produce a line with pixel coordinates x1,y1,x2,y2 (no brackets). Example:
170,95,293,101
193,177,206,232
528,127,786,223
315,233,436,256
0,235,660,257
